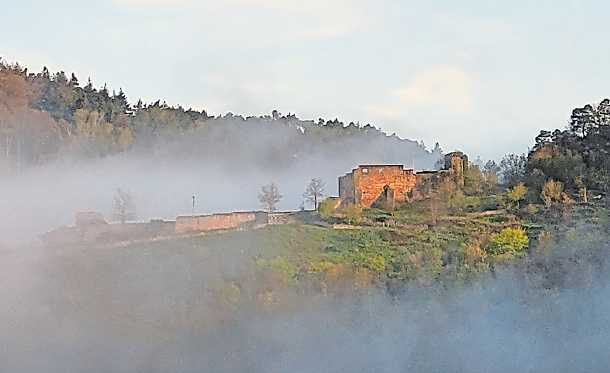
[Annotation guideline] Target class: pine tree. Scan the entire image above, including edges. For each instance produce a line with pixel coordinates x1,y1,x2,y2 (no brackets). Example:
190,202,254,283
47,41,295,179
69,73,79,87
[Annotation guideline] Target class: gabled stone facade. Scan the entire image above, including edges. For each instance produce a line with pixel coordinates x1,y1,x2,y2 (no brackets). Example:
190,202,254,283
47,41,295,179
339,151,469,209
339,165,417,210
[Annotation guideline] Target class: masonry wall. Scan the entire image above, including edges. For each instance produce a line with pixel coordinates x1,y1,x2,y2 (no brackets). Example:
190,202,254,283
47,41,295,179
444,152,468,188
351,165,417,208
338,173,355,205
42,219,176,246
268,212,297,225
175,212,266,234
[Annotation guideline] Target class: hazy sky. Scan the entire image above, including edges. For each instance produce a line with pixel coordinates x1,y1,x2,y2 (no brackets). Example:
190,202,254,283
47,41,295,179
2,0,609,159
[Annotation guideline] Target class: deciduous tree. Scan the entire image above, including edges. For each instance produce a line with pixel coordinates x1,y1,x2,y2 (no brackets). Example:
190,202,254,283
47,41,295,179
303,178,325,210
259,182,282,213
507,183,528,209
112,188,136,223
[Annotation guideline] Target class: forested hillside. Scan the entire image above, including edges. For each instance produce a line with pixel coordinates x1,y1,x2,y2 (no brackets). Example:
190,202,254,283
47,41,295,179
497,99,610,197
0,60,441,175
527,100,610,193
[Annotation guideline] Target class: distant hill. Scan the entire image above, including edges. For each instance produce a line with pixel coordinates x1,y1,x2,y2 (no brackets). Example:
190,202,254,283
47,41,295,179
0,60,443,175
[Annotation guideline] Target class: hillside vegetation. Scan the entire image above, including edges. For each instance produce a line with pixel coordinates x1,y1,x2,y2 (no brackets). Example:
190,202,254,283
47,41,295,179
59,197,606,320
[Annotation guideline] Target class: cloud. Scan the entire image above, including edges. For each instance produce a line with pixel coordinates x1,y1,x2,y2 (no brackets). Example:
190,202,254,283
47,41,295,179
114,0,349,13
361,65,481,157
365,65,476,123
112,0,196,7
111,0,365,40
396,65,475,113
363,103,403,122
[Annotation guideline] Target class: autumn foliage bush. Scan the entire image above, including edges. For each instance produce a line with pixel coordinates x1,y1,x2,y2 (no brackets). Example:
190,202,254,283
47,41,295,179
487,227,529,255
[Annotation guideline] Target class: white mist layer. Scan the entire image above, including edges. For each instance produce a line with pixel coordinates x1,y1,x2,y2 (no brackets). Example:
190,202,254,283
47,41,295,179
1,238,609,372
0,138,438,244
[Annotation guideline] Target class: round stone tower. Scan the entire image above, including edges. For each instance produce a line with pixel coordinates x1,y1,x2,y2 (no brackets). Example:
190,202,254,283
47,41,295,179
443,151,469,188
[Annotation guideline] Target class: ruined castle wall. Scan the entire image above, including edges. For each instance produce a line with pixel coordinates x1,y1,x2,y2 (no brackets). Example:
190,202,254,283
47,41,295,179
352,166,417,208
98,221,176,241
41,219,176,246
43,211,272,246
444,152,468,188
336,152,470,210
175,212,262,234
412,172,438,200
268,212,297,225
338,173,355,205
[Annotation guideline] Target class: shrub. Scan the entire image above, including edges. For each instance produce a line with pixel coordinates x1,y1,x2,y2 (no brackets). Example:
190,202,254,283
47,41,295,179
367,255,386,273
255,256,297,284
535,231,554,256
343,204,363,225
541,179,564,206
308,260,336,274
448,191,467,213
319,198,339,219
526,203,540,215
462,240,486,266
487,227,529,255
463,196,482,212
507,183,528,209
480,195,501,211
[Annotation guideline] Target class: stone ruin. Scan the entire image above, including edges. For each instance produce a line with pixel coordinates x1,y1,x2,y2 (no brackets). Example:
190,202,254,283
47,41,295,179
338,151,469,210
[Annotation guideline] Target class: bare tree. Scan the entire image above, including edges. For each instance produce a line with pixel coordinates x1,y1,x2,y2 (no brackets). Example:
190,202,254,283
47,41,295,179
112,188,136,223
258,182,282,213
303,177,325,210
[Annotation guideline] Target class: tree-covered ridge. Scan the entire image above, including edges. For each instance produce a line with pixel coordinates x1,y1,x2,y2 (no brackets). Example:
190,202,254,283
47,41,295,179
526,100,610,194
0,60,440,174
493,99,610,203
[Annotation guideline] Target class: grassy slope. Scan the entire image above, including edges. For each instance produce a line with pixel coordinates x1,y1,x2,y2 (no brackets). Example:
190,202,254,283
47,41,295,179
112,202,525,293
34,201,607,331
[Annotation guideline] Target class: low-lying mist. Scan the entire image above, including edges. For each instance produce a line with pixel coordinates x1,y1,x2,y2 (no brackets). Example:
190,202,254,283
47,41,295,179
1,227,609,372
4,108,608,372
0,124,439,244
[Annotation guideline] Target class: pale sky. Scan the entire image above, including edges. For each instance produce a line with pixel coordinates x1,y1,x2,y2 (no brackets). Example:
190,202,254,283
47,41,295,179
2,0,609,159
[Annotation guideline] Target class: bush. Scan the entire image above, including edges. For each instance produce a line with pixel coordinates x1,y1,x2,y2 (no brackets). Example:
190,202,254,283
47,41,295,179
526,203,540,215
319,198,339,219
343,204,363,225
507,183,528,209
447,191,467,213
367,255,386,273
480,195,501,211
255,256,297,284
487,227,529,255
541,179,564,206
463,196,483,212
462,240,487,266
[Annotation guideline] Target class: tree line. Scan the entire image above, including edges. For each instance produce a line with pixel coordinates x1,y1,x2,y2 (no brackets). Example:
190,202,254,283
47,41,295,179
497,99,610,206
0,60,439,175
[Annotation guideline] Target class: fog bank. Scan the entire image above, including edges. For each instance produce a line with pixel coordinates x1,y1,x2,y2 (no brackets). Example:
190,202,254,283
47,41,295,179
0,128,439,243
1,236,609,372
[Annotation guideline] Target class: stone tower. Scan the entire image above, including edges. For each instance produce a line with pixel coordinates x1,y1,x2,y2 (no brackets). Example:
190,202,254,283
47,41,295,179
444,151,469,187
